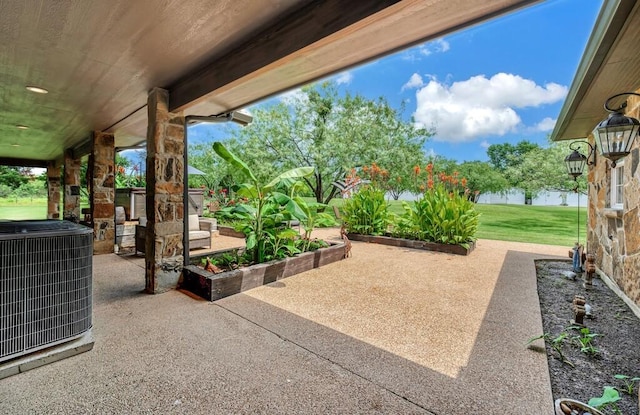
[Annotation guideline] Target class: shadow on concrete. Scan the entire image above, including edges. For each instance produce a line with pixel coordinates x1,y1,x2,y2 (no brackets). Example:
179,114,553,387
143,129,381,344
216,250,560,414
0,246,563,414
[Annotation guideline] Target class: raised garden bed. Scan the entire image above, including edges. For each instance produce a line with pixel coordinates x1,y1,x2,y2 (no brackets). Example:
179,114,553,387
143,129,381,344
180,242,345,301
346,233,475,256
217,225,245,238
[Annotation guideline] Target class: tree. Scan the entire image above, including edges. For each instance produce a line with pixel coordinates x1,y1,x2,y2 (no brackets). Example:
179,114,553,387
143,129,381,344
487,140,540,174
188,141,244,193
0,166,28,189
15,180,46,202
504,138,587,200
456,161,509,201
228,82,430,204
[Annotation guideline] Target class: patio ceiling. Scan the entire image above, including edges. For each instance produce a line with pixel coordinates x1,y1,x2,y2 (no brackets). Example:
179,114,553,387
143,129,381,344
551,0,640,141
0,0,538,167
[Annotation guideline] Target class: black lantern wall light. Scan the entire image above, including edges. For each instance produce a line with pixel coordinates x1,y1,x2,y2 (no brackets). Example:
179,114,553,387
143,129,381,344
562,92,640,255
564,92,640,178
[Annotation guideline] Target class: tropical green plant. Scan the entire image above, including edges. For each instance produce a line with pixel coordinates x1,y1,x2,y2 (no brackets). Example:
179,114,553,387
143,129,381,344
213,141,315,264
614,374,640,395
341,184,390,235
286,179,337,244
588,386,622,415
392,165,479,246
527,331,574,367
393,184,479,246
115,156,145,188
570,326,600,356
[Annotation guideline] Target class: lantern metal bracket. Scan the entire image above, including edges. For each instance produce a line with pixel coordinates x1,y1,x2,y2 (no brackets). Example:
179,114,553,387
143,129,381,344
569,141,596,166
604,92,640,113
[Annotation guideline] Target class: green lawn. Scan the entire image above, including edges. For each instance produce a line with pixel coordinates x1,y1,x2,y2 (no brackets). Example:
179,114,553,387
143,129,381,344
0,198,48,220
473,204,586,246
1,197,587,247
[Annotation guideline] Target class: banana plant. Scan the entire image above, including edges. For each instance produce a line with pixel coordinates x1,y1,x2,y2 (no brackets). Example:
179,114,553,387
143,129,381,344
212,142,314,263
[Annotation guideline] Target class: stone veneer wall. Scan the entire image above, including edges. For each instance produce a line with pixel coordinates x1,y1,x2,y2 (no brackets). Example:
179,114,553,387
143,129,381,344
587,94,640,306
144,88,185,294
91,131,115,254
63,150,81,222
46,163,61,219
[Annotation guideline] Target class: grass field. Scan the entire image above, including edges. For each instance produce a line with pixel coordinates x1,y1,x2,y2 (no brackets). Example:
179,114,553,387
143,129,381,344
0,197,587,247
473,204,586,246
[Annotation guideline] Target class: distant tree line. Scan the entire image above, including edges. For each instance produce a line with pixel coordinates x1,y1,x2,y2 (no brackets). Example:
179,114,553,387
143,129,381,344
0,166,47,202
187,81,586,205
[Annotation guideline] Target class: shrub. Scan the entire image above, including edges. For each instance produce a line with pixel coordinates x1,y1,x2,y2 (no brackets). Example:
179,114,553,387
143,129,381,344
392,164,479,246
342,185,390,235
392,183,479,246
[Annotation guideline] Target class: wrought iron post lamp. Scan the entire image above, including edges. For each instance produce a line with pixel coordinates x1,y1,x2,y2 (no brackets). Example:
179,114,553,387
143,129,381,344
563,141,594,249
592,92,640,167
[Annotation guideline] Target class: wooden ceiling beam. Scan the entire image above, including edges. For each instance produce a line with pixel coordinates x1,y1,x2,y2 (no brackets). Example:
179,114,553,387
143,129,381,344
168,0,399,112
0,157,50,168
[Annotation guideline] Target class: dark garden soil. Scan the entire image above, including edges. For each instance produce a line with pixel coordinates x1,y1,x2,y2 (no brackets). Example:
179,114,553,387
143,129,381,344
534,260,640,414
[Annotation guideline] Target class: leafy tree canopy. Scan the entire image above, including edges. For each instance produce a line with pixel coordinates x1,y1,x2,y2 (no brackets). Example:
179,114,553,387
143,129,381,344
456,161,510,200
0,166,28,189
505,137,587,197
226,81,430,204
487,140,540,174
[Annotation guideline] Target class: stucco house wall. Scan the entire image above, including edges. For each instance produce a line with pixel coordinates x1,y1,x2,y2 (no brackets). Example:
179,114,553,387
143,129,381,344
587,94,640,306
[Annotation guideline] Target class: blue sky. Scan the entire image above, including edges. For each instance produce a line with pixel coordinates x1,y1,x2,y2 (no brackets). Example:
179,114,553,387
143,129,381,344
188,0,603,163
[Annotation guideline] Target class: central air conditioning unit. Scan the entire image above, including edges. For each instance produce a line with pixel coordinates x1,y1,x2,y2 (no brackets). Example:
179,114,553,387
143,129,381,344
0,220,93,365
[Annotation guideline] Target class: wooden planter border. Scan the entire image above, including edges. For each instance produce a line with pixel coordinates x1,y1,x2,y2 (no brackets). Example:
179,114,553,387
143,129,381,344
346,233,475,256
181,242,345,301
217,225,245,238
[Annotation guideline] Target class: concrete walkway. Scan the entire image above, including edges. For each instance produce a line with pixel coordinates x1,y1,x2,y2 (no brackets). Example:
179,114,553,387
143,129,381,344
0,230,566,414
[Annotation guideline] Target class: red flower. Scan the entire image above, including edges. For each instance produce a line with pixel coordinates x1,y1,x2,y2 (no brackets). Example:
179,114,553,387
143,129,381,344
461,178,467,187
427,179,434,189
413,165,421,175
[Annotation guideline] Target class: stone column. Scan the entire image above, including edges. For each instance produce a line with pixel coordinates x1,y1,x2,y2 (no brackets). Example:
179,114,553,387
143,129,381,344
63,150,81,222
145,87,185,294
46,163,61,219
91,131,115,254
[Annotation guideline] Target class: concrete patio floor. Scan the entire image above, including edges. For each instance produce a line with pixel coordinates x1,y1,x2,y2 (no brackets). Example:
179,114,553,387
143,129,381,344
0,229,567,414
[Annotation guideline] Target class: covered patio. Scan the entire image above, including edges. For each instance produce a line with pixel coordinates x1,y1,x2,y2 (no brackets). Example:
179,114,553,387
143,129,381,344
0,0,540,293
0,233,566,413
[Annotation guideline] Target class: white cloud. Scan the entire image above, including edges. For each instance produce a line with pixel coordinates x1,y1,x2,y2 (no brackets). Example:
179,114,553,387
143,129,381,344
533,117,557,131
402,38,450,61
480,140,491,149
412,73,568,142
279,88,307,105
433,38,450,53
335,71,353,85
401,73,425,91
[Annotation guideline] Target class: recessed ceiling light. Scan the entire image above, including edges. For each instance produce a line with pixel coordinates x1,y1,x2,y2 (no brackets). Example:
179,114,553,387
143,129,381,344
26,85,48,94
16,125,29,129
